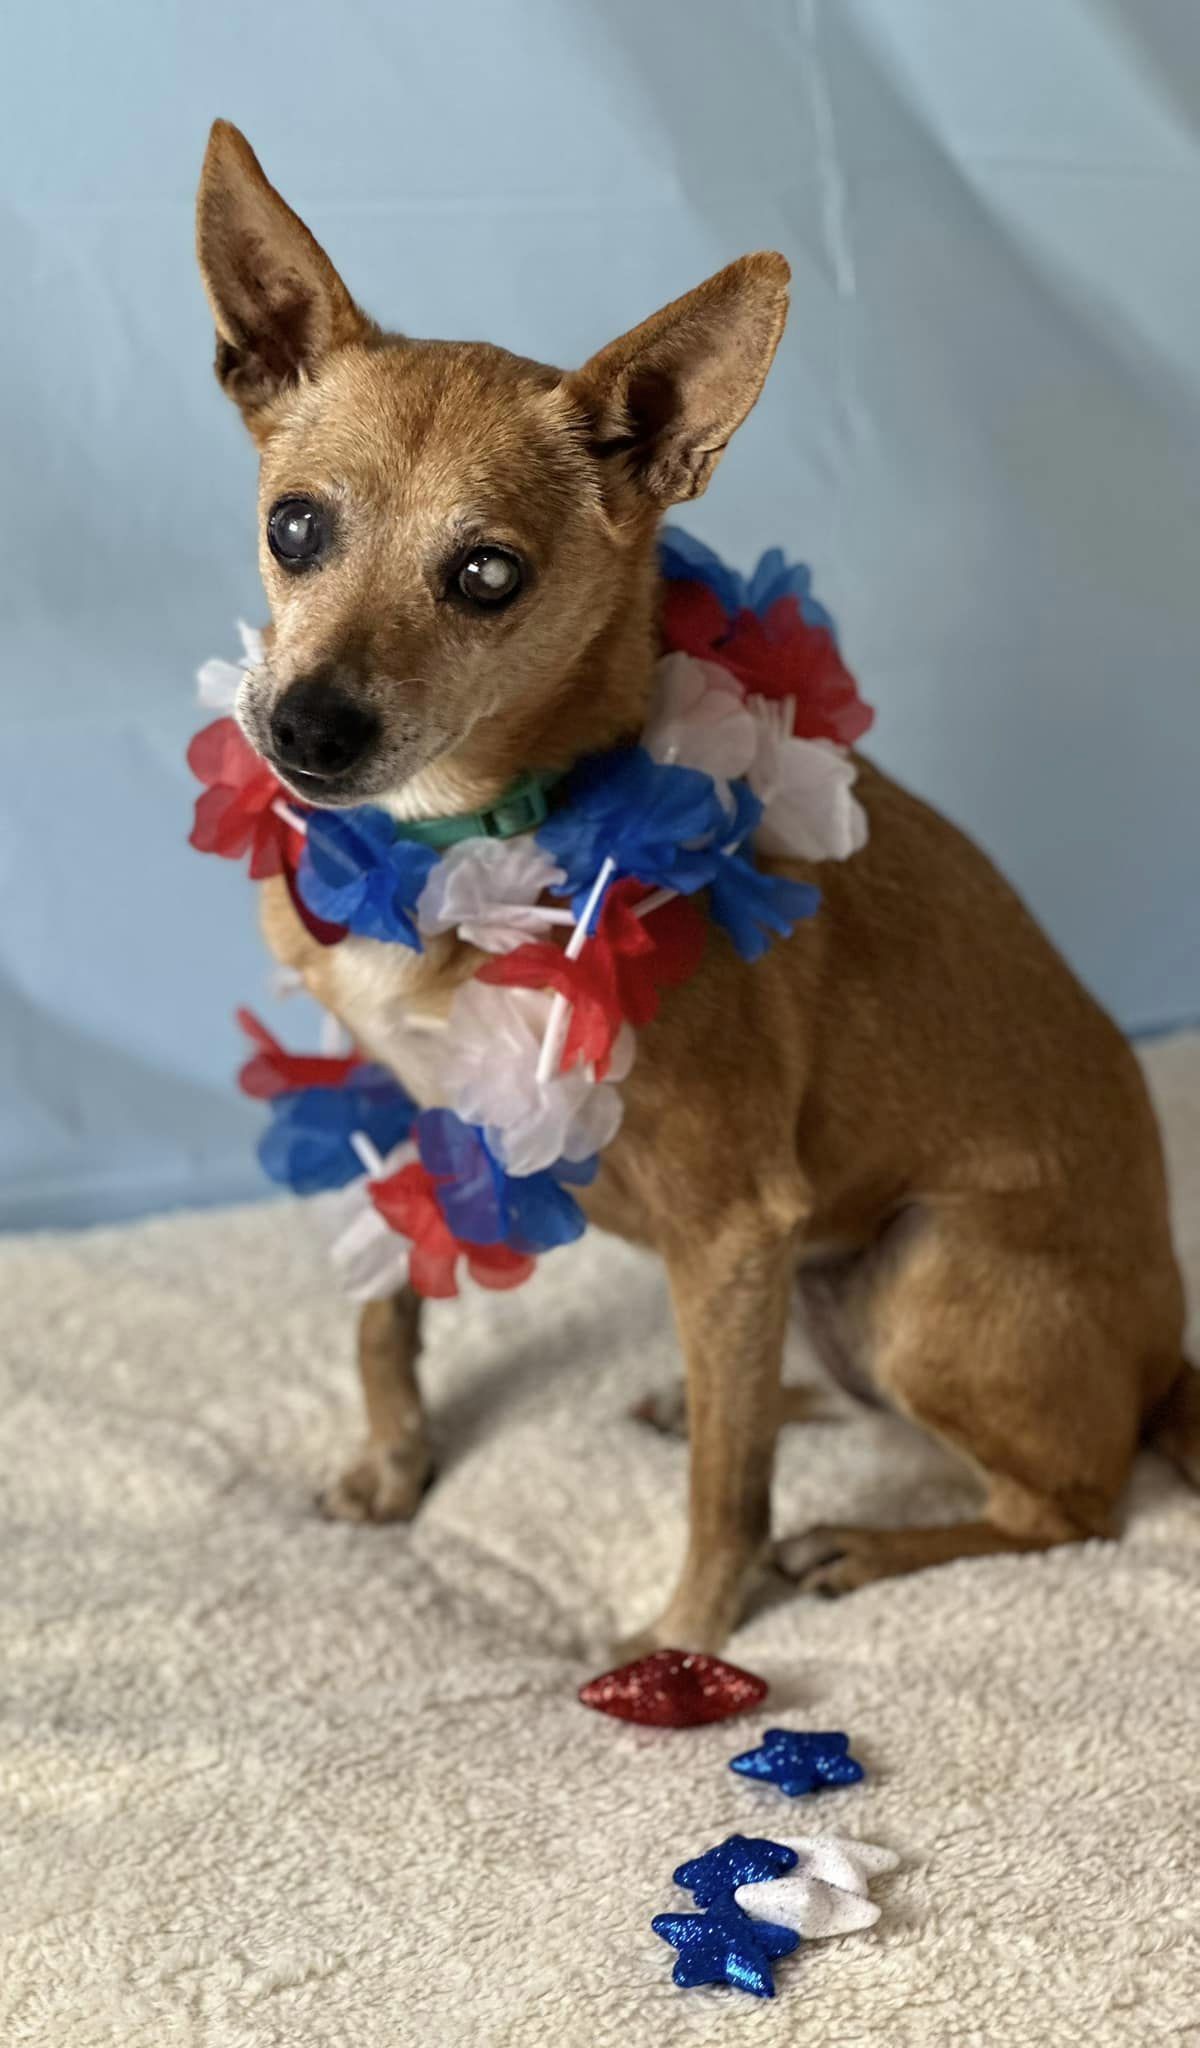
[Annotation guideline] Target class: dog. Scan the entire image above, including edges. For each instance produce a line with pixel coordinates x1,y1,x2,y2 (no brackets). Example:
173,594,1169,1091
194,120,1196,1652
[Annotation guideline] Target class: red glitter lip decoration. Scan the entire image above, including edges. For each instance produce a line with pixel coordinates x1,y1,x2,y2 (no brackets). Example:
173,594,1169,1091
578,1650,769,1728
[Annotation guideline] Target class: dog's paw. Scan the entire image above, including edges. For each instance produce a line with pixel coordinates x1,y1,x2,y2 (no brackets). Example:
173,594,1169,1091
773,1525,880,1598
317,1442,434,1525
629,1383,689,1437
609,1623,671,1663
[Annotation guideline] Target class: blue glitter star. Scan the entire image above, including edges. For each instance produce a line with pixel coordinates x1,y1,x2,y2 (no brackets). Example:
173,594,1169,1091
673,1834,799,1906
730,1727,865,1797
652,1897,800,1997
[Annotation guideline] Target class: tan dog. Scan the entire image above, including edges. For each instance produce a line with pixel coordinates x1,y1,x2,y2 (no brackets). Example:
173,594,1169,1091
195,121,1196,1652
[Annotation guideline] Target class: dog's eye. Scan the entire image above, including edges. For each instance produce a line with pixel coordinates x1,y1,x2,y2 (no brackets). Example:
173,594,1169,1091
455,546,523,610
267,496,327,569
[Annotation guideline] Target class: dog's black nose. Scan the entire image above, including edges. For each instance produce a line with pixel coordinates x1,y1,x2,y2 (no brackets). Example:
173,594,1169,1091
269,679,380,780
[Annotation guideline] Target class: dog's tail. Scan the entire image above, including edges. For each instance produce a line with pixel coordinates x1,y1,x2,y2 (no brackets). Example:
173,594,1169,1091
1148,1359,1200,1486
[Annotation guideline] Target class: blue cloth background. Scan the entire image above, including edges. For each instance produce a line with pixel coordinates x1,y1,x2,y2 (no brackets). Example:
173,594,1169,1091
2,0,1198,1227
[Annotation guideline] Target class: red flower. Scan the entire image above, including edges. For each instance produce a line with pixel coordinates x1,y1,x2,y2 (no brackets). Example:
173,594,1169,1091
187,716,348,945
187,717,301,880
660,577,731,667
235,1008,361,1100
370,1161,535,1299
478,880,706,1078
478,940,622,1076
661,579,874,746
598,882,707,1028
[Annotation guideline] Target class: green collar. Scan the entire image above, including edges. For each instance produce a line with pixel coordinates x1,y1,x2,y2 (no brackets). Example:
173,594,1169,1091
389,769,565,850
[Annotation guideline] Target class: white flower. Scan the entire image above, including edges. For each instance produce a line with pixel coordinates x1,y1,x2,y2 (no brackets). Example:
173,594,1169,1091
644,652,758,787
554,1033,633,1160
442,980,627,1176
236,620,265,666
196,619,266,712
196,657,242,714
748,699,868,862
415,838,569,954
312,1142,417,1302
736,1834,898,1940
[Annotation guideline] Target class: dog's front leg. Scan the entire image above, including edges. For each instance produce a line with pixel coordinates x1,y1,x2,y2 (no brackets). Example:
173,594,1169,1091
319,1286,434,1523
629,1221,795,1653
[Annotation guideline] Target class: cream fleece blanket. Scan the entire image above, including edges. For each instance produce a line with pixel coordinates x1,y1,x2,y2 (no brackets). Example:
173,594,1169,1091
2,1035,1198,2047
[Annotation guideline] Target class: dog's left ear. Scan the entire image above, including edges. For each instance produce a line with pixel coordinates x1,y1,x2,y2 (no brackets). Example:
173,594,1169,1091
566,252,790,507
196,120,375,436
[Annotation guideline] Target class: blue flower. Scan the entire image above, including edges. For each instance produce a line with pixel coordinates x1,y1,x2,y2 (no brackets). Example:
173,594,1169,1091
705,783,820,961
660,525,837,636
744,547,836,636
536,748,729,908
297,807,438,948
658,527,746,618
416,1108,589,1255
709,853,821,962
550,1153,599,1188
258,1067,417,1195
502,1160,592,1256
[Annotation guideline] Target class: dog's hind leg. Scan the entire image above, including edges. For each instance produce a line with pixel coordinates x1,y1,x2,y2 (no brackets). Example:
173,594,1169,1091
777,1203,1151,1596
319,1286,434,1523
632,1379,825,1437
776,1490,1090,1595
621,1221,796,1654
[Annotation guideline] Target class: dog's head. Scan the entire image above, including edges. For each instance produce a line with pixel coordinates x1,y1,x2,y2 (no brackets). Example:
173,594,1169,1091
196,121,789,813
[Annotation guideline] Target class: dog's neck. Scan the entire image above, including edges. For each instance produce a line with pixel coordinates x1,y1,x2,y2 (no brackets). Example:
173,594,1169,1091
379,543,662,829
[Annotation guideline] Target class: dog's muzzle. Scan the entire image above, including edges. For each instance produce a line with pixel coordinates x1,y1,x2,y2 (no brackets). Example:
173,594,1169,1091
268,677,380,788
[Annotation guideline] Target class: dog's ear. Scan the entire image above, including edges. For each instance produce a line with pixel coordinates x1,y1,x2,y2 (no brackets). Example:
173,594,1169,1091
196,120,375,435
566,253,790,507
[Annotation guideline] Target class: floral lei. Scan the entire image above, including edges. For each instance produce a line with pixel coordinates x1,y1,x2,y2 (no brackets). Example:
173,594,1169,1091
187,530,873,1300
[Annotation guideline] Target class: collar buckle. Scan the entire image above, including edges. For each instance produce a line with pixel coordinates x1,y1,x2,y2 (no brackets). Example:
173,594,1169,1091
391,770,563,851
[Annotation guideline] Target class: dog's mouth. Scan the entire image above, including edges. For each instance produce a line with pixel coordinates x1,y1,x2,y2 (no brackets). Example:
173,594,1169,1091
267,758,374,809
240,684,451,814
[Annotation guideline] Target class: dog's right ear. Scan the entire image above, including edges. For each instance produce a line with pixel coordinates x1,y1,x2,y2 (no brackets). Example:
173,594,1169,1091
195,120,374,436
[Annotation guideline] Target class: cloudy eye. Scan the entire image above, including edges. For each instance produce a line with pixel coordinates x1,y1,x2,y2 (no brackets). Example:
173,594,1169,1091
455,546,523,610
267,496,327,569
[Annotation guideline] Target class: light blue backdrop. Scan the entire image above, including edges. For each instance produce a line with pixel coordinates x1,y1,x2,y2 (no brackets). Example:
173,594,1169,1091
2,0,1198,1228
